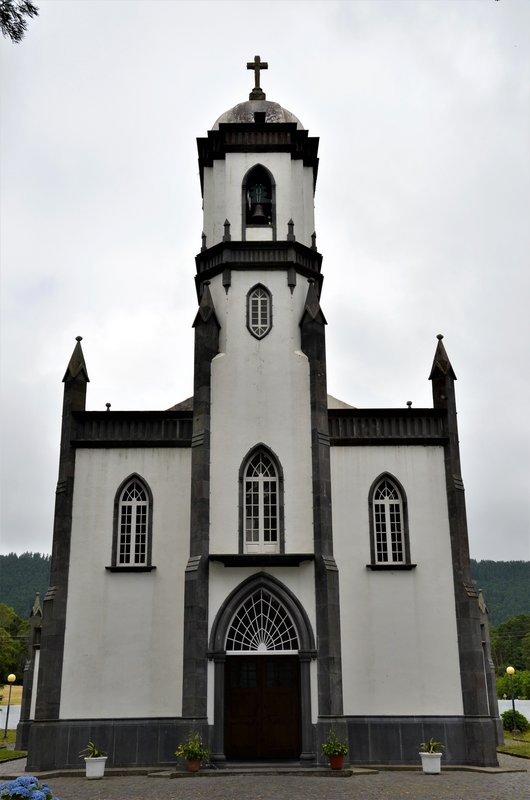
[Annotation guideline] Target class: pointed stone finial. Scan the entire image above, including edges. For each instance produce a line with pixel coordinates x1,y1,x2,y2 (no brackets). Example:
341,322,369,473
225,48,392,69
311,232,317,251
223,219,231,242
63,336,89,383
31,592,43,618
193,281,219,328
287,219,295,242
429,333,456,380
201,232,207,252
106,403,111,412
301,279,327,325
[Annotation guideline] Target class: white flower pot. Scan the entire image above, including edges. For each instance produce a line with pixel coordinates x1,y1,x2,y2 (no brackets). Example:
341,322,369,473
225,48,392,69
85,756,107,779
419,751,442,774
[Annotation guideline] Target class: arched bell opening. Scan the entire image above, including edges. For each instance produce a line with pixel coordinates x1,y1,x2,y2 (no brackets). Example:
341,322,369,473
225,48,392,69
208,573,316,763
242,164,276,240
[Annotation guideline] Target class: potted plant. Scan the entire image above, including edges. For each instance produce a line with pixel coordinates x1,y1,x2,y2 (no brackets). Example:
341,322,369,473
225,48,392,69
321,729,349,770
175,731,209,772
79,740,108,779
419,737,444,774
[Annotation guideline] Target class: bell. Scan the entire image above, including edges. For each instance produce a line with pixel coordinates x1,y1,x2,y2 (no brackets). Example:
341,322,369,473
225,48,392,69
251,203,268,224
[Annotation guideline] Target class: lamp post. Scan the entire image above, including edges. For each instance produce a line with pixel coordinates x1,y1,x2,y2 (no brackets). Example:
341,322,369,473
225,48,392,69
506,666,520,735
2,674,16,739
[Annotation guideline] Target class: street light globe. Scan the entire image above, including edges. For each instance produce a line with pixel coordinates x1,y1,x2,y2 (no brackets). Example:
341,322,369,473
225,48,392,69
506,666,515,676
7,674,16,683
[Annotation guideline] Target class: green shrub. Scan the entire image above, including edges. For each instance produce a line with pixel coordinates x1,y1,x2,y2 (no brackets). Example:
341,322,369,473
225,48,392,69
501,709,529,732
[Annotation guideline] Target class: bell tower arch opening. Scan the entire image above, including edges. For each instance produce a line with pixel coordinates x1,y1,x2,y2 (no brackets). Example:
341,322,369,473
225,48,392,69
242,164,275,240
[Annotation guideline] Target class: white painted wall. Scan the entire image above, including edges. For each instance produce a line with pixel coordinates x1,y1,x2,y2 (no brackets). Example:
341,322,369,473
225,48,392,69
208,269,314,555
60,447,191,719
202,152,315,247
331,445,464,716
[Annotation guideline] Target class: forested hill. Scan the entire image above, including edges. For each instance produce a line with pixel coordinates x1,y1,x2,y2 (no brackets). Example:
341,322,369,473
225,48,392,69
0,553,527,625
471,559,530,626
0,552,51,617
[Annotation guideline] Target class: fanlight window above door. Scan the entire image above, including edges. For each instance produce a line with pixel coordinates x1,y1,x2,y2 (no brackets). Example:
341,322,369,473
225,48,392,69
226,589,299,653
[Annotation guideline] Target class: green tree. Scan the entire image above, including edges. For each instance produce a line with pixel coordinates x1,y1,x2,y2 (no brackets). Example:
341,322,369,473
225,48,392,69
0,552,50,617
496,669,530,700
521,632,530,670
491,614,530,672
470,560,530,625
0,603,29,680
0,0,38,43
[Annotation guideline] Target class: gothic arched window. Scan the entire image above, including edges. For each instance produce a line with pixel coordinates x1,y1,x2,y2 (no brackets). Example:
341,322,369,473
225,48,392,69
369,475,410,566
247,284,272,339
112,476,153,567
241,449,282,554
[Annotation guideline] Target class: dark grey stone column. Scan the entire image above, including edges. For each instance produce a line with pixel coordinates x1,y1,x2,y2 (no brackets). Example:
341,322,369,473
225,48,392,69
300,281,343,717
210,654,227,762
182,284,219,718
430,334,498,765
298,651,315,762
16,594,43,749
34,337,88,721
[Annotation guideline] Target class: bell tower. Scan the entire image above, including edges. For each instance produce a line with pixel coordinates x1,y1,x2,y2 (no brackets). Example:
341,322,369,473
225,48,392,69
182,58,344,740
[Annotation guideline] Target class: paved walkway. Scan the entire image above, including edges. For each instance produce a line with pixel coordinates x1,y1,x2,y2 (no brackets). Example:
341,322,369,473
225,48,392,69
0,755,528,800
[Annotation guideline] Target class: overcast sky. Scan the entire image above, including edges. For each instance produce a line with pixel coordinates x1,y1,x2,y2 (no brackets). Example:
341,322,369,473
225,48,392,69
1,0,529,562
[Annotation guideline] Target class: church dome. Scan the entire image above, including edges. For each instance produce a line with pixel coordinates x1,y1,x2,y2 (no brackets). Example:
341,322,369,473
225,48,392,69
212,99,304,130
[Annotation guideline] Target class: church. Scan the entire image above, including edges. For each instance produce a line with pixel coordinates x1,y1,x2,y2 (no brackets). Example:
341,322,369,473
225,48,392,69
18,58,500,770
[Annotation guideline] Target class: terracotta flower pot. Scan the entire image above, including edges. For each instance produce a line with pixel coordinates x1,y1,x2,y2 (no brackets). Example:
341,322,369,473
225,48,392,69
329,754,345,770
187,758,201,772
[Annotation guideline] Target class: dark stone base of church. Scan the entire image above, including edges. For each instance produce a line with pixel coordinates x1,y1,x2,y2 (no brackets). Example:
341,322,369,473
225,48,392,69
24,718,209,772
344,715,501,767
23,714,500,771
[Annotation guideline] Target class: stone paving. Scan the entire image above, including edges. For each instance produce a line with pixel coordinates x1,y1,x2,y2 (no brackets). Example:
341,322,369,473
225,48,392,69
0,755,528,800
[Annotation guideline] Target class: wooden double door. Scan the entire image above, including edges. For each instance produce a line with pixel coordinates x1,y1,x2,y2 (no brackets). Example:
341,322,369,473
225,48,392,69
224,655,301,759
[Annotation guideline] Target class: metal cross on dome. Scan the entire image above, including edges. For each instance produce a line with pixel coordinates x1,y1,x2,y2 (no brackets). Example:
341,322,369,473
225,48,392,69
247,54,268,100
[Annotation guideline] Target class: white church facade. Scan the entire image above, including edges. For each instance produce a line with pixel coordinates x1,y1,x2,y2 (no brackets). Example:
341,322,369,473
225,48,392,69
18,58,500,769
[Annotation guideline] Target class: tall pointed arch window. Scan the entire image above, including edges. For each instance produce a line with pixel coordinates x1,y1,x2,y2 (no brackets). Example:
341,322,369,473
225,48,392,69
247,284,272,339
368,475,411,567
110,475,154,569
241,449,283,554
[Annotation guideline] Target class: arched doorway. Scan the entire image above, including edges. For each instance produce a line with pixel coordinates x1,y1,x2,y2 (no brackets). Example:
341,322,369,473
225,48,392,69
209,574,316,762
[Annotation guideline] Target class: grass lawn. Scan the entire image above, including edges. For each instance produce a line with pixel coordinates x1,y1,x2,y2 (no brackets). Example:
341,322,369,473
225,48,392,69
497,730,530,758
0,685,22,705
0,731,26,762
